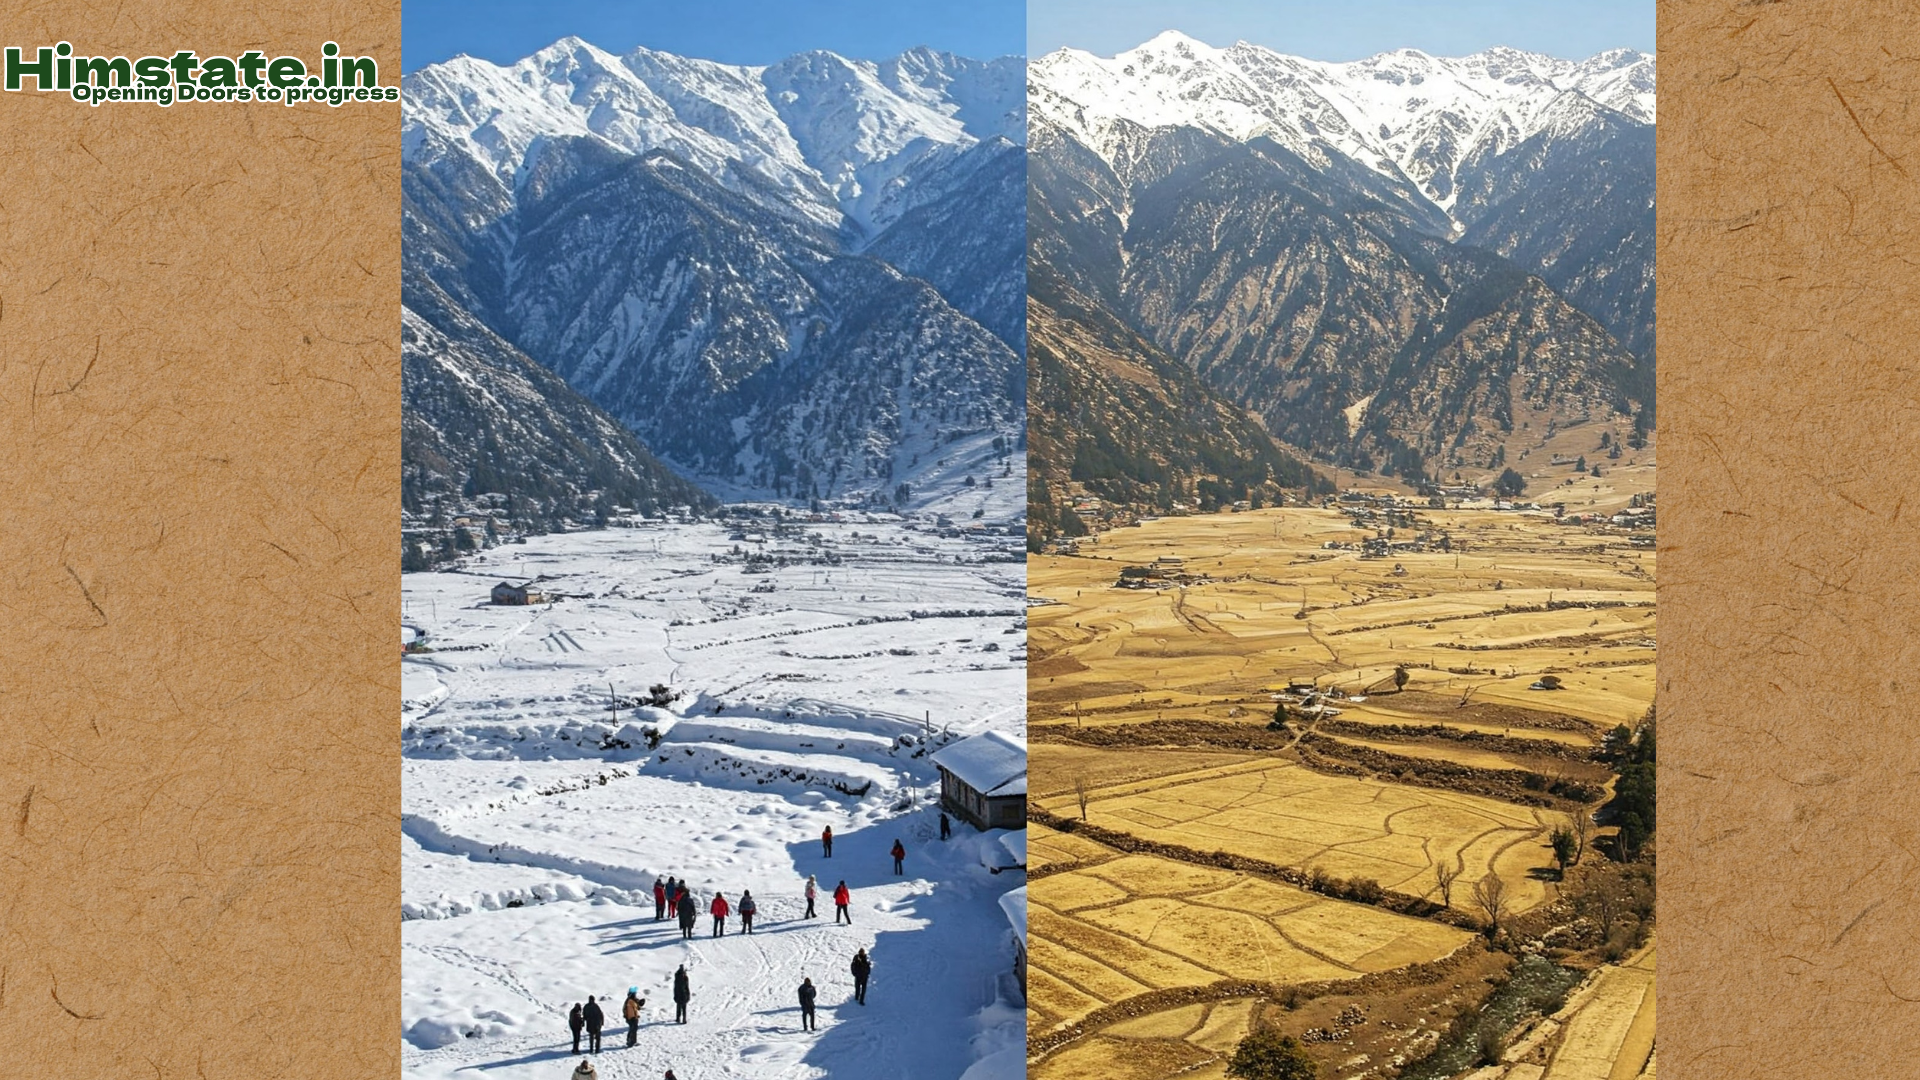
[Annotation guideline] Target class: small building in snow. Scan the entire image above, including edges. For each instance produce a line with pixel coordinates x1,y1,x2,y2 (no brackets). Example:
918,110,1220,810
999,886,1027,998
998,830,1027,871
981,828,1027,874
491,581,545,605
932,730,1027,830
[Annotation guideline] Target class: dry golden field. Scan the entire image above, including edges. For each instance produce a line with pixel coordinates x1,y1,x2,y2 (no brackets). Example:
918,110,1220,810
1027,852,1476,1033
1029,507,1653,730
1027,505,1655,1079
1035,759,1571,913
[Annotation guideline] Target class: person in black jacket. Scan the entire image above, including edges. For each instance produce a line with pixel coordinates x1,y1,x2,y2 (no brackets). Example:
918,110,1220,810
797,976,818,1031
939,811,951,840
582,995,605,1053
850,948,872,1005
672,964,691,1024
677,889,698,940
739,889,758,934
568,1001,585,1053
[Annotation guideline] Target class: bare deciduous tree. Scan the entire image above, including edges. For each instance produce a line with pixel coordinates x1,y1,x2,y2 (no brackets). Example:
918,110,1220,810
1472,874,1508,937
1074,774,1090,821
1593,887,1618,940
1572,808,1592,866
1433,862,1460,910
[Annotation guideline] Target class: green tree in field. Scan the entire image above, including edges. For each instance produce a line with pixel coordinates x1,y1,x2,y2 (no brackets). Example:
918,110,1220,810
1495,467,1527,498
1601,724,1634,761
1227,1028,1319,1080
1551,826,1577,876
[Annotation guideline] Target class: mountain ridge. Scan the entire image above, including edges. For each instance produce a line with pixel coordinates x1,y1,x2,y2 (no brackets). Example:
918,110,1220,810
1026,34,1654,504
403,38,1027,517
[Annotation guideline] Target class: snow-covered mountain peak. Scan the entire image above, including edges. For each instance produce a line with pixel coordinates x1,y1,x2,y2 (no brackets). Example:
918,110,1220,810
1029,33,1655,222
1124,29,1222,61
879,48,1028,145
404,38,1026,236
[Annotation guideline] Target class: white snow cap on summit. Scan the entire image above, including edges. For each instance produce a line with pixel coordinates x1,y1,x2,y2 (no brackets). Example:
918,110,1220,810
404,37,1026,235
1030,32,1654,214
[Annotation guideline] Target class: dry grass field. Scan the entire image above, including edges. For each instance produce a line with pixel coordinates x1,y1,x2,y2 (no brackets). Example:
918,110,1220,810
1027,505,1655,1079
1029,939,1521,1080
1027,853,1476,1033
1031,998,1252,1080
1029,507,1653,731
1036,759,1571,913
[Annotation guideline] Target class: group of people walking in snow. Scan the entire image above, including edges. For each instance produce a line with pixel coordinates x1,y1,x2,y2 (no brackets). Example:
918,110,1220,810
818,824,916,876
558,822,939,1072
653,875,766,938
566,986,648,1054
798,870,858,924
796,947,873,1032
564,970,689,1077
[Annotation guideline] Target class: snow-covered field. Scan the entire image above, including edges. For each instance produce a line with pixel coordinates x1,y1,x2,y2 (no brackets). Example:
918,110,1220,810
402,514,1026,1079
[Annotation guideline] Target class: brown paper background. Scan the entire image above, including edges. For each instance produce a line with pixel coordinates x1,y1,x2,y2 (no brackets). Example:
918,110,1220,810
0,4,400,1076
1661,0,1920,1075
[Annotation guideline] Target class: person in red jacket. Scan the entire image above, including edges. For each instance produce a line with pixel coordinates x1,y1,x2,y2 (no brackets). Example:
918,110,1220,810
890,838,906,875
833,880,852,924
710,891,730,937
822,825,833,858
652,878,667,921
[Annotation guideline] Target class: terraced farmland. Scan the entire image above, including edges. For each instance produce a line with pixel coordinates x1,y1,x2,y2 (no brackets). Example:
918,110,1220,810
1028,505,1655,1080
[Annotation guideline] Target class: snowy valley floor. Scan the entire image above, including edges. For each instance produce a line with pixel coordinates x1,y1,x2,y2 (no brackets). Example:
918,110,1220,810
401,516,1026,1079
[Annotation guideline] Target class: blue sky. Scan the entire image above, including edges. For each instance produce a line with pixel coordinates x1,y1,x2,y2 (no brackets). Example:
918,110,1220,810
404,0,1027,72
1028,0,1652,62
